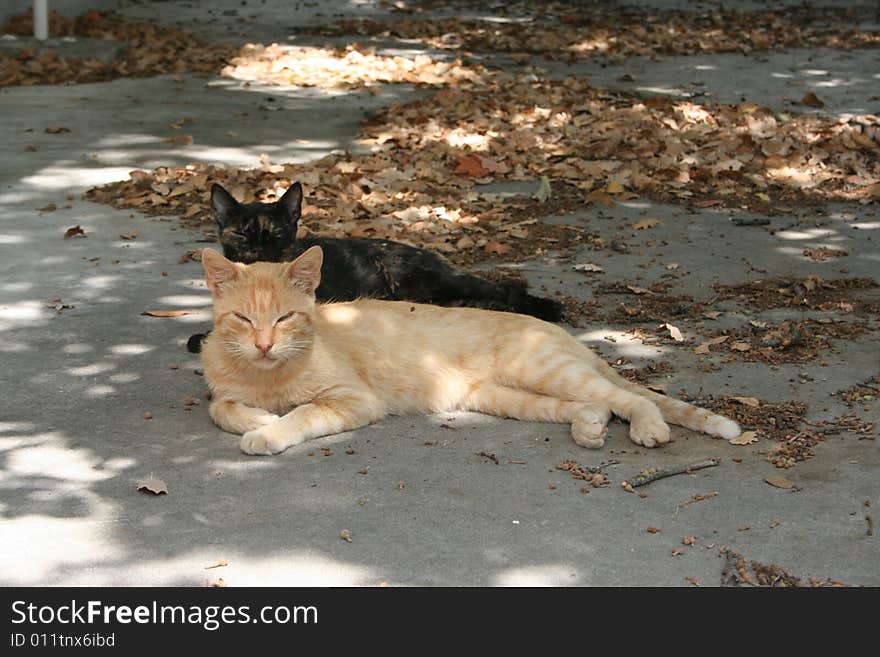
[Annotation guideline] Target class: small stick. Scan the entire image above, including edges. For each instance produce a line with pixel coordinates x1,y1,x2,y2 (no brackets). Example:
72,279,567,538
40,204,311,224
478,451,499,465
625,458,720,488
508,459,527,465
589,459,620,473
677,491,719,511
867,515,874,536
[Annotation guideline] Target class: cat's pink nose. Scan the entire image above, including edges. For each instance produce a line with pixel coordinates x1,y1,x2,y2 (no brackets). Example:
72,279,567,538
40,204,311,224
256,342,273,355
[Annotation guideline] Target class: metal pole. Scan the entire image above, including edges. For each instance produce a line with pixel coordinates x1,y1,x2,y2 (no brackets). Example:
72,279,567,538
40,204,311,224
34,0,49,40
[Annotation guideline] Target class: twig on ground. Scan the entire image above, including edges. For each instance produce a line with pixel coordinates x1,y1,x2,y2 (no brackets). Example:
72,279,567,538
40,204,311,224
676,491,719,512
477,451,499,465
867,514,874,536
624,459,719,488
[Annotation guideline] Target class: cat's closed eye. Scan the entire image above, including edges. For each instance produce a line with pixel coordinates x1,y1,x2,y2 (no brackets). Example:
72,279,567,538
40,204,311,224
275,311,300,324
232,312,253,325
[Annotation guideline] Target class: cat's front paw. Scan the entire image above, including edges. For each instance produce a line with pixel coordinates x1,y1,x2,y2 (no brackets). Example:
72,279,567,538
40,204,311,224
629,415,671,448
241,428,289,455
238,412,280,434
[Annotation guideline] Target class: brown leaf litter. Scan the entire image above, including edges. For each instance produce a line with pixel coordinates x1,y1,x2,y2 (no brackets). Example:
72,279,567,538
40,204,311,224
721,550,848,587
0,9,231,87
313,6,880,60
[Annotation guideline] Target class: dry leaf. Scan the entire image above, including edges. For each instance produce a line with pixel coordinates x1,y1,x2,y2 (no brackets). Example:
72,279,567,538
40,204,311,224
63,225,85,239
483,240,510,255
665,262,680,270
454,154,491,177
141,310,192,317
801,91,824,108
749,320,768,328
730,341,752,352
632,219,660,230
606,181,626,194
626,285,652,295
162,134,194,146
210,578,227,588
340,529,352,543
729,430,758,445
45,126,71,134
573,263,604,273
137,477,168,495
119,231,138,240
732,396,760,407
665,323,684,342
646,526,661,534
694,343,711,355
765,475,794,489
204,560,228,569
703,311,722,319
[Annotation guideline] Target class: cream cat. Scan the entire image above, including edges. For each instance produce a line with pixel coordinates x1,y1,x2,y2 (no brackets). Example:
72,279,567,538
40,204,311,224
200,247,741,455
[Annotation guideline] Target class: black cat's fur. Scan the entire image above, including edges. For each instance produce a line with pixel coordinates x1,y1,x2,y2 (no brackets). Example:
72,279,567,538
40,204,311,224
186,183,563,353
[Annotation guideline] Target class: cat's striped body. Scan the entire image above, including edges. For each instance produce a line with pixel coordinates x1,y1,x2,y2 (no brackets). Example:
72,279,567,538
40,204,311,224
200,247,740,455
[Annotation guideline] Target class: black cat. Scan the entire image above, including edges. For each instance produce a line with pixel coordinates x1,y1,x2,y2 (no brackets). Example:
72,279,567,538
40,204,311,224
186,182,562,353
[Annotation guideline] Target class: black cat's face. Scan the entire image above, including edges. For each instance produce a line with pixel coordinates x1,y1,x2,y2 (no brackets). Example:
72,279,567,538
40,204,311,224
211,182,302,264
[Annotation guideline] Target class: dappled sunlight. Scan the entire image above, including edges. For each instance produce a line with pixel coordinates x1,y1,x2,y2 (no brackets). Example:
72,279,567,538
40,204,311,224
20,164,137,191
56,549,378,587
494,563,579,586
0,516,125,585
158,294,212,307
577,329,670,360
220,42,488,90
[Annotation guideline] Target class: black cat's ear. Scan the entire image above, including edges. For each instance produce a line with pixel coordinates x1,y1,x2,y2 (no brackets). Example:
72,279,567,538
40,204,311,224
202,248,240,297
211,183,239,229
278,182,303,228
284,245,322,295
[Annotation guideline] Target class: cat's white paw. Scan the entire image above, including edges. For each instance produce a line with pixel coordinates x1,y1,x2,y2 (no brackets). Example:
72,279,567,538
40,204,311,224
629,415,671,448
706,416,741,440
240,428,288,455
238,412,281,434
571,407,609,449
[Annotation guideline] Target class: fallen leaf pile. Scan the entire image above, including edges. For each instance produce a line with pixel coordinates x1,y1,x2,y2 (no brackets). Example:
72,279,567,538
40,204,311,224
555,459,610,488
0,9,232,87
360,78,880,212
679,393,821,468
221,43,488,89
315,6,880,60
84,153,596,266
834,375,880,408
699,318,867,364
714,277,879,315
721,550,847,587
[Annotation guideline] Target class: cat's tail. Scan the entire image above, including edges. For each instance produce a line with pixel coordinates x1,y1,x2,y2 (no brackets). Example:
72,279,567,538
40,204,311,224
590,357,741,440
503,282,564,322
515,293,564,323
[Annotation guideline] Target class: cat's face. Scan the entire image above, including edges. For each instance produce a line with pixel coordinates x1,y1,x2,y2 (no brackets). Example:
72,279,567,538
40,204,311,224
211,182,302,264
202,246,323,370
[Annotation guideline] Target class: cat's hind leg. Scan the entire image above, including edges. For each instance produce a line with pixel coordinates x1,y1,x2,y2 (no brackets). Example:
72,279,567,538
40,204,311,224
498,352,671,448
465,383,611,448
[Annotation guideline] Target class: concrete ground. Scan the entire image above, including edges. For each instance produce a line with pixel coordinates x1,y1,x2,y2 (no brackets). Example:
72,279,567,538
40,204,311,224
0,1,877,586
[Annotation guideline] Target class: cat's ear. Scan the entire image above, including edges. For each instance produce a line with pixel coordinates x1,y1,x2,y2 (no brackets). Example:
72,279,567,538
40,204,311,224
278,182,303,229
211,183,239,229
284,245,322,295
202,248,240,296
